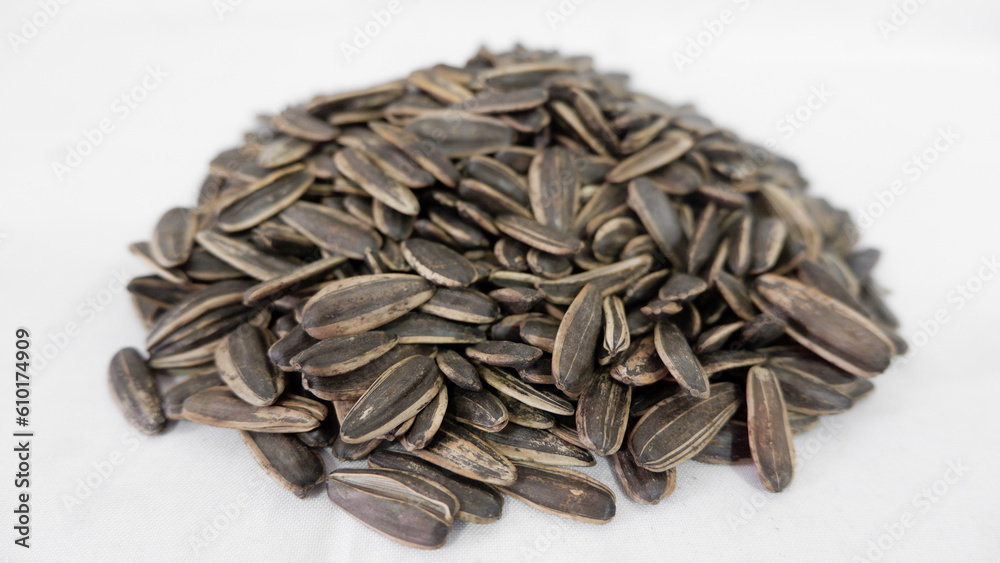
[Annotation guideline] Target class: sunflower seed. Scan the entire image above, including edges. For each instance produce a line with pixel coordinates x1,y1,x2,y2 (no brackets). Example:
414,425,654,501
340,355,443,443
291,331,398,377
400,385,449,450
401,238,478,287
752,274,893,377
405,112,515,157
746,365,795,492
217,167,315,232
450,387,509,432
653,320,709,399
150,207,197,267
194,231,299,281
469,423,594,467
629,382,740,471
499,463,615,524
611,448,676,505
552,283,603,395
326,468,455,549
215,324,284,406
241,431,325,498
466,341,542,369
627,178,687,269
494,214,584,256
108,348,165,435
479,364,574,416
411,419,517,486
301,274,435,339
610,335,669,386
576,372,631,456
435,349,482,391
367,449,504,524
182,387,324,432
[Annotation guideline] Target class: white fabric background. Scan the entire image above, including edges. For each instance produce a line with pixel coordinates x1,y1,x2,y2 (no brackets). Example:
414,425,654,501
1,1,998,561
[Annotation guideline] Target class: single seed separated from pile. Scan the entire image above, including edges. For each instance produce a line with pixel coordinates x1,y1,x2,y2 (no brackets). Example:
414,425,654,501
109,45,905,550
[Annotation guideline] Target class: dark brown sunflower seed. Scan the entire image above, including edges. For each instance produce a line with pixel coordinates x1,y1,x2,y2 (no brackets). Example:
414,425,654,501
146,280,255,348
527,147,579,233
601,295,630,360
257,136,312,168
435,349,482,391
268,324,319,372
274,106,339,141
326,468,455,550
715,271,757,321
468,423,594,467
161,373,223,420
194,231,299,281
769,355,875,400
411,419,517,486
610,335,669,386
279,200,381,259
400,385,449,451
629,382,740,471
241,431,325,498
494,214,584,256
400,238,478,287
699,349,769,375
108,348,165,435
150,207,197,267
243,254,347,303
334,147,420,216
450,387,509,432
499,463,615,524
658,273,708,302
693,419,752,464
552,283,603,395
746,365,795,492
496,393,555,429
217,167,315,233
607,130,694,183
654,320,709,399
405,112,515,157
304,344,436,402
769,364,854,415
301,274,435,339
382,312,486,344
291,331,398,377
752,274,894,377
611,448,677,505
367,449,504,524
368,121,459,188
576,372,631,456
466,341,542,369
627,178,687,269
488,286,543,315
215,324,283,406
478,364,575,416
182,387,324,432
340,355,443,443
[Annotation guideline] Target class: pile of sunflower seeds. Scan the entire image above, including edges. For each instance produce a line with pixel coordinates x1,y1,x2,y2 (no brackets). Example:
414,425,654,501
109,45,904,549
